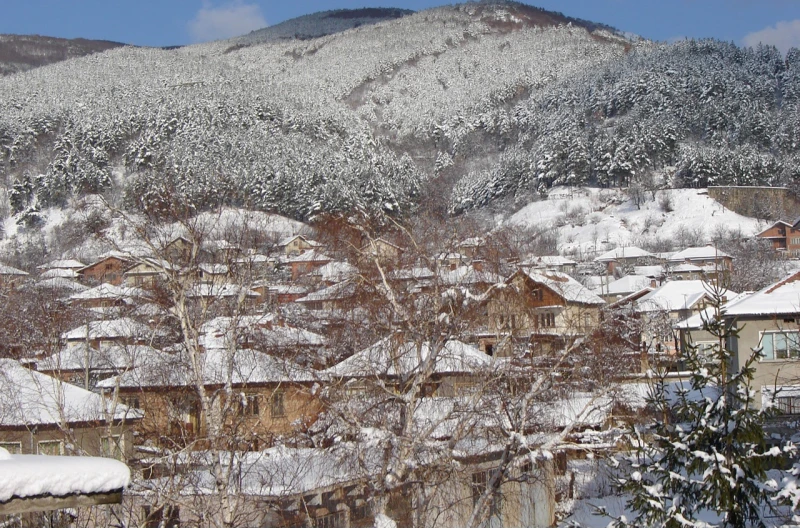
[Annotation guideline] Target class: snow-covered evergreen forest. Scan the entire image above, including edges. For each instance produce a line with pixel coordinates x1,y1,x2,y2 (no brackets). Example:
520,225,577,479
0,1,798,223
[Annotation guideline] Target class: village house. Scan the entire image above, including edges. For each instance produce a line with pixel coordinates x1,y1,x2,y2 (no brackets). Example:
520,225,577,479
96,347,321,450
634,280,733,359
594,246,656,275
61,317,159,350
77,254,134,286
704,270,800,411
482,270,605,357
286,249,334,280
0,262,29,289
324,337,493,397
280,234,324,257
667,245,734,284
0,358,140,459
69,283,145,311
519,255,578,275
756,218,800,257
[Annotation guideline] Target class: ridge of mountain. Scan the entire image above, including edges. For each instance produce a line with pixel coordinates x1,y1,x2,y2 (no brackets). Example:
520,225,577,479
0,34,126,76
0,1,797,228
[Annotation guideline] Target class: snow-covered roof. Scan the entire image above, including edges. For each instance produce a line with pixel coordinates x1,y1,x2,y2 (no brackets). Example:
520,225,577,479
517,270,605,305
0,448,130,504
325,337,491,378
635,280,730,313
186,283,259,299
723,271,800,318
37,259,86,271
33,278,89,293
596,275,653,296
0,263,28,276
98,348,315,389
439,266,505,287
199,315,324,350
594,246,653,262
296,280,356,303
198,263,229,275
671,263,704,273
391,267,434,281
632,265,664,278
674,292,753,329
0,359,140,426
284,249,332,263
39,268,78,279
311,261,358,282
69,283,144,302
61,317,156,341
520,255,577,268
37,343,161,373
263,283,308,295
668,245,732,262
279,235,321,247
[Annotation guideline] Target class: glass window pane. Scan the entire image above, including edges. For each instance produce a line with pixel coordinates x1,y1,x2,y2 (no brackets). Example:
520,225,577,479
761,333,774,360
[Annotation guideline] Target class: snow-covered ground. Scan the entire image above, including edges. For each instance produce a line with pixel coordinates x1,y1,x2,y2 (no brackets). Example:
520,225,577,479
508,187,766,260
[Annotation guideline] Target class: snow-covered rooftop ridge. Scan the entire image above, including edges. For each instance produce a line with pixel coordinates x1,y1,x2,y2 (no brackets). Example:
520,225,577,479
296,280,356,303
37,259,86,270
519,255,577,267
0,358,139,426
674,291,753,329
325,337,491,378
723,270,800,317
311,261,358,282
668,245,732,262
61,317,156,341
0,449,130,503
69,283,144,301
284,249,332,263
0,263,29,276
98,347,316,389
37,343,161,372
594,246,654,262
520,270,605,305
199,314,324,350
595,275,654,296
439,265,505,286
635,280,732,313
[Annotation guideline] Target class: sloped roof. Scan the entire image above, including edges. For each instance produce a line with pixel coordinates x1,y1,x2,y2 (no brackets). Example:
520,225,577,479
37,343,161,373
39,268,78,279
98,348,315,389
0,359,139,426
69,283,143,302
597,275,653,296
723,270,800,317
61,317,156,341
517,270,605,305
635,280,731,313
37,259,86,270
674,292,753,329
0,263,28,276
284,249,332,264
296,280,356,303
325,337,491,378
312,261,358,282
756,220,793,237
520,255,577,268
594,246,653,262
668,246,732,262
33,278,89,293
439,266,505,287
199,315,324,350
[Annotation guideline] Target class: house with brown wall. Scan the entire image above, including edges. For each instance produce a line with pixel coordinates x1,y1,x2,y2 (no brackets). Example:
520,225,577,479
78,254,133,286
756,219,800,257
0,358,140,460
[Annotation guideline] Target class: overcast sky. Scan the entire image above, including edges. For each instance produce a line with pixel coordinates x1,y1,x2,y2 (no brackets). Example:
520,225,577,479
1,1,799,53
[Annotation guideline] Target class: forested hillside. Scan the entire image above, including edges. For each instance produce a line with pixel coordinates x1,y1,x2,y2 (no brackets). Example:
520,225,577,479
0,1,797,225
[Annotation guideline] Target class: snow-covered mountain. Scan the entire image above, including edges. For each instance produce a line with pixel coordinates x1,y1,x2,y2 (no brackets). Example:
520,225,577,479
0,1,798,225
0,35,125,76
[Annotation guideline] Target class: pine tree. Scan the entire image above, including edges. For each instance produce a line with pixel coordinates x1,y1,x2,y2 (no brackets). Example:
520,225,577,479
608,288,793,527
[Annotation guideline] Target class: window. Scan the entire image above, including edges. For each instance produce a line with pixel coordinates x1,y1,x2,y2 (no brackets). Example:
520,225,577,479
538,312,555,328
314,511,347,528
270,390,285,418
774,396,800,415
239,393,260,416
0,442,21,454
472,468,502,522
38,440,63,455
102,435,124,460
760,331,800,360
122,396,141,409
